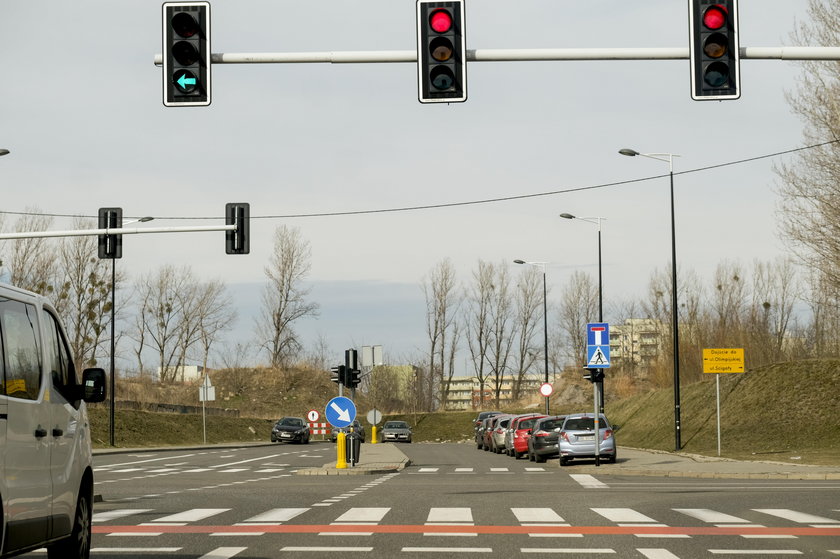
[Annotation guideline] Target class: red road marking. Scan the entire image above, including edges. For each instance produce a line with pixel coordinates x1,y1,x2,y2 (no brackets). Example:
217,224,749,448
93,524,840,537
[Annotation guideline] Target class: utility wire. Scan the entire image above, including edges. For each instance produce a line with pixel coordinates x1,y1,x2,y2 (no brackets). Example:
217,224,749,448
1,139,836,222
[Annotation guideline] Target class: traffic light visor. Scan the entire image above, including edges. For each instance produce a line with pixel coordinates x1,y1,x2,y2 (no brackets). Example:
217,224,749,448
429,9,452,32
702,5,727,30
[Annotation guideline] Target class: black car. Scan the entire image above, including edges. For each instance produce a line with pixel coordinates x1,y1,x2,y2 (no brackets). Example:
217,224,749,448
527,415,566,463
271,417,311,444
473,411,501,448
330,419,366,443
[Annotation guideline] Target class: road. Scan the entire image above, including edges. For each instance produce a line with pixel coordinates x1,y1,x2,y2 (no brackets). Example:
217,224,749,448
28,442,840,558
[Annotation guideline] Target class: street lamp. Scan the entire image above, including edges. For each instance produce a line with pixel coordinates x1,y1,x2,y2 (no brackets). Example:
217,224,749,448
513,259,549,415
0,149,9,157
619,148,682,451
108,216,154,447
559,212,606,412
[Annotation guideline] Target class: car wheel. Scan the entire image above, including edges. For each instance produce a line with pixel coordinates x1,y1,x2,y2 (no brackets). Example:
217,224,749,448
560,457,569,466
528,451,535,462
48,483,92,559
535,453,546,463
608,452,616,463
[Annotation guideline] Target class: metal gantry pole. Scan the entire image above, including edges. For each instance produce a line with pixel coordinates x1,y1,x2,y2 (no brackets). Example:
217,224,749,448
669,165,682,452
109,258,116,447
543,269,549,416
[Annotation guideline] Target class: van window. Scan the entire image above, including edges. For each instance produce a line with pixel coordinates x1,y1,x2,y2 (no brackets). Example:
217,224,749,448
42,309,79,403
0,297,43,400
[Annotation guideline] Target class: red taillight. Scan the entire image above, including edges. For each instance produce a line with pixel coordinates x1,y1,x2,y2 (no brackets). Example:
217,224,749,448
560,431,570,442
603,429,613,441
534,430,549,438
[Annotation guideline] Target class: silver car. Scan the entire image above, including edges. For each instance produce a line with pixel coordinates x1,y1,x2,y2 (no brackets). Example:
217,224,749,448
558,413,616,465
381,420,412,443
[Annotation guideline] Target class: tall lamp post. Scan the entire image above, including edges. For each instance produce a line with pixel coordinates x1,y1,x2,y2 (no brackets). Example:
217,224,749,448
513,259,549,415
619,148,682,451
108,216,154,447
559,213,606,412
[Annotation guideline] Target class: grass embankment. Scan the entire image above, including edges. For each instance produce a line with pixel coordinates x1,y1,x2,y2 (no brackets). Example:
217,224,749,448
90,359,840,466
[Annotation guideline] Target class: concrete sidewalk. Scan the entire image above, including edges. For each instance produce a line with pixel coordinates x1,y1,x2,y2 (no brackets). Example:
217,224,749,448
296,443,412,475
570,446,840,480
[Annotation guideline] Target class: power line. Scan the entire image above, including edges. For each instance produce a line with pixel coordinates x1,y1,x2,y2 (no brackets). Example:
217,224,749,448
1,139,835,222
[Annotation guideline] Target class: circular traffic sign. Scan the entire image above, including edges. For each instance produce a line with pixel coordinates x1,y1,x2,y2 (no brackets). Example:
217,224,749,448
539,383,554,397
366,409,382,425
307,409,320,423
325,396,356,428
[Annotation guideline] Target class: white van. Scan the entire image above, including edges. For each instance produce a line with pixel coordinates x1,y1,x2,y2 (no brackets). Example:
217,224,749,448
0,284,106,559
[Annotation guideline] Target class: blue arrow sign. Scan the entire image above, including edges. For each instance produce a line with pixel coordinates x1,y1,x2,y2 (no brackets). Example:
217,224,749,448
325,396,356,428
177,74,197,89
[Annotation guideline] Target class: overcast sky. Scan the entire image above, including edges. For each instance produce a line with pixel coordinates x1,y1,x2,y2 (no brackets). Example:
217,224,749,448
0,0,817,371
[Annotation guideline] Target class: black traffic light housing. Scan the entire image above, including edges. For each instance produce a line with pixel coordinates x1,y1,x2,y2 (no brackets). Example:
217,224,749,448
330,365,344,384
583,368,605,384
163,2,211,107
225,203,250,254
98,207,123,259
345,369,361,388
417,0,467,104
689,0,740,100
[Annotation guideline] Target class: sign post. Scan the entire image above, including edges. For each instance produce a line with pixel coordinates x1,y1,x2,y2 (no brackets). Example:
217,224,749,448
199,375,215,445
586,323,610,466
703,348,745,455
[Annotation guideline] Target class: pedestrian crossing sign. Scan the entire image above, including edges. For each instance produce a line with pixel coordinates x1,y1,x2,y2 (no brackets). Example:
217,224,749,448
586,322,610,368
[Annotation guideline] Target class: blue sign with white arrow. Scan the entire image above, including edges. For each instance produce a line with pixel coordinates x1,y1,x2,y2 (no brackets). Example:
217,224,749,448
325,396,356,428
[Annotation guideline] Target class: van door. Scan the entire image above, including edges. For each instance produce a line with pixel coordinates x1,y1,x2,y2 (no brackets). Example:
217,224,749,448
1,297,52,552
42,308,86,538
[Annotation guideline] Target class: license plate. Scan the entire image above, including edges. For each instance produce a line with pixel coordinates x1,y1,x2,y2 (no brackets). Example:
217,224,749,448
579,435,595,441
281,433,292,438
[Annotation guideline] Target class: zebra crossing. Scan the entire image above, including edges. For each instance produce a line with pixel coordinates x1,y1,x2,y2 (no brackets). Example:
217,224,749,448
93,504,840,536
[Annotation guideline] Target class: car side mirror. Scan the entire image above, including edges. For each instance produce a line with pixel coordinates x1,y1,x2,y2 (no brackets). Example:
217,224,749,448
81,368,107,403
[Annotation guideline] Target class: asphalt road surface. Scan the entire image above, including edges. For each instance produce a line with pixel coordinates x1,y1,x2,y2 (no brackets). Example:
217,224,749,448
24,442,840,558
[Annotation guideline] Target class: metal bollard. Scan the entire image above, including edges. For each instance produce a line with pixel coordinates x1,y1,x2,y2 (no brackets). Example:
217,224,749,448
336,432,347,469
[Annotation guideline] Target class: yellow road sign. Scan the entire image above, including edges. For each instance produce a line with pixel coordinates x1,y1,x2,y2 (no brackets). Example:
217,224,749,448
702,348,745,373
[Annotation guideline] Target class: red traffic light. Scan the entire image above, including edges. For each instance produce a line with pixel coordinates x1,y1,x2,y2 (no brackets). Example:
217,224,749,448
429,9,452,33
172,11,200,38
702,4,727,30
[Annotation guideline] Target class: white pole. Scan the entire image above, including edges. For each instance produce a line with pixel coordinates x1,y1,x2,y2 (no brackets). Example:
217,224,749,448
716,374,721,457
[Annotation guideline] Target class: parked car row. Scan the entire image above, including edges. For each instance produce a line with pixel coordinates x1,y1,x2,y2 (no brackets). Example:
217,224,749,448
473,411,617,465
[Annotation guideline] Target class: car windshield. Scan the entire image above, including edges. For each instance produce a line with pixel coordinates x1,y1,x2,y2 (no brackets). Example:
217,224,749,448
563,417,608,431
384,422,408,429
519,418,537,430
278,418,303,427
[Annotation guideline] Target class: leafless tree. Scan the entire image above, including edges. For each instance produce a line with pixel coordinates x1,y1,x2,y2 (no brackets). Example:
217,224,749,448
775,0,840,287
557,271,598,368
54,217,124,370
464,260,494,408
747,258,800,365
487,262,515,405
511,265,543,400
6,210,57,295
257,225,319,368
422,258,460,410
190,279,237,372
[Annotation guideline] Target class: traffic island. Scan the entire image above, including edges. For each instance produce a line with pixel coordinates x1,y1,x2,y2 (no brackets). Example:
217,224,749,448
296,442,411,475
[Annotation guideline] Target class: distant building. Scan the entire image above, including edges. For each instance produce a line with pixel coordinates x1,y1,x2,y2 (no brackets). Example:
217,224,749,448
157,365,204,383
610,318,665,368
443,375,544,410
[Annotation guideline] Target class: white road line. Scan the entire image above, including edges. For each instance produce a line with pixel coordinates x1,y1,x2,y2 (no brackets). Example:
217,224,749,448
334,508,390,523
520,548,615,554
753,508,840,525
454,468,474,473
150,509,229,523
213,453,285,468
198,547,248,558
637,549,681,559
709,550,802,555
674,509,750,524
591,508,659,523
570,474,609,489
240,508,309,523
511,508,566,523
92,547,180,552
402,548,492,553
425,507,475,537
417,468,439,473
280,547,373,552
93,509,153,522
218,468,249,473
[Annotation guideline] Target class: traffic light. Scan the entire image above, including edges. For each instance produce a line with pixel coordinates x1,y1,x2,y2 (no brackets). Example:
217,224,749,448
345,369,361,388
416,1,467,104
330,365,344,384
583,369,604,384
97,207,122,259
225,203,249,255
162,2,211,107
689,0,740,100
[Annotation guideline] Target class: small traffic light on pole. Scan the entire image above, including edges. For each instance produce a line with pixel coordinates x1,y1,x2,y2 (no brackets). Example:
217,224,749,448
688,0,740,100
330,365,344,384
416,0,467,104
162,2,211,107
225,203,250,255
97,208,123,259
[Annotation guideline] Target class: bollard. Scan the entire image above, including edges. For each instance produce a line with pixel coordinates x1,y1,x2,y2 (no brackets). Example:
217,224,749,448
336,432,347,469
371,425,378,444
